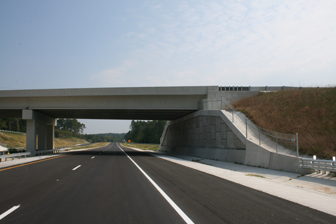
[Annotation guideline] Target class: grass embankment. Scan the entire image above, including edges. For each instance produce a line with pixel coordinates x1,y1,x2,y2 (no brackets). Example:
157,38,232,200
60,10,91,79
0,132,27,148
232,88,336,159
0,131,88,149
121,143,159,151
55,137,88,148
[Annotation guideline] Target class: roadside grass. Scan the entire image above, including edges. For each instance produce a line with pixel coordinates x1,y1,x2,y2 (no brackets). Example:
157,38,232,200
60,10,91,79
0,131,26,148
121,143,159,151
55,137,88,148
246,174,265,178
233,87,336,159
71,142,109,150
0,131,88,149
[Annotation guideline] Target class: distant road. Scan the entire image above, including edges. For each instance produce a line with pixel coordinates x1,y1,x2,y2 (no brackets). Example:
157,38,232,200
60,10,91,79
0,143,335,224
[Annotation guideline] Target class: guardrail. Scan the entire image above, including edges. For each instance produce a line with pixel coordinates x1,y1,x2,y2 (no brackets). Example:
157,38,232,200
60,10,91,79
0,148,72,162
34,148,71,156
300,157,336,172
0,152,31,161
0,129,26,135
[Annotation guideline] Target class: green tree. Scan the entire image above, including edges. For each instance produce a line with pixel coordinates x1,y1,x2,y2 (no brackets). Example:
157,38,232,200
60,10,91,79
125,120,166,143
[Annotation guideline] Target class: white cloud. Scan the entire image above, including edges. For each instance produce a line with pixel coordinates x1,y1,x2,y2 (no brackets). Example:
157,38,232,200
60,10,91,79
92,0,336,87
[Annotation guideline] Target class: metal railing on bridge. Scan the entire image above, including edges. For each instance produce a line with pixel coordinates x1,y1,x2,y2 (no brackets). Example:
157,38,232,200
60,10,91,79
218,86,317,92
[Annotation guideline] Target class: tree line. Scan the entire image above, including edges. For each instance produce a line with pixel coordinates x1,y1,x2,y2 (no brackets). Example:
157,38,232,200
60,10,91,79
0,118,86,135
56,119,125,142
83,133,125,143
56,118,86,136
0,118,26,132
124,120,166,144
0,118,125,143
0,118,167,144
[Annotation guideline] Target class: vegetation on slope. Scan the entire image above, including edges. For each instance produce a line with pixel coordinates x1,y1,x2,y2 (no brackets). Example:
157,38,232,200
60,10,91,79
232,88,336,159
0,132,26,148
54,137,88,148
0,131,88,149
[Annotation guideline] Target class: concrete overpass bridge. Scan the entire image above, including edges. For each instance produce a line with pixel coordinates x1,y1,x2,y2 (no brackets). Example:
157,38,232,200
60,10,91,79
0,86,223,152
1,85,304,173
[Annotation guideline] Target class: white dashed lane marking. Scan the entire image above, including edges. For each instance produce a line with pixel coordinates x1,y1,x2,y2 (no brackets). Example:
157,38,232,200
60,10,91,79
0,205,20,220
72,165,81,171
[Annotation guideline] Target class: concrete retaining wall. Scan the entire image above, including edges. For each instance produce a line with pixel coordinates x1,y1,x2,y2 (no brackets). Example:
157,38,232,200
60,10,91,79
160,110,246,164
160,110,311,174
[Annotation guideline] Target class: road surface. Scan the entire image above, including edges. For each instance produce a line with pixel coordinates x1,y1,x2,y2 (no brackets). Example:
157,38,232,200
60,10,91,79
0,143,335,223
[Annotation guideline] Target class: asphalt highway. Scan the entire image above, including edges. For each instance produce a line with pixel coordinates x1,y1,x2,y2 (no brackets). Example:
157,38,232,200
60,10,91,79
0,143,335,224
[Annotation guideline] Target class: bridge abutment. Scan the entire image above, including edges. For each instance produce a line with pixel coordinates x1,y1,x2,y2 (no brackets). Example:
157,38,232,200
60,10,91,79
159,110,310,174
159,110,246,164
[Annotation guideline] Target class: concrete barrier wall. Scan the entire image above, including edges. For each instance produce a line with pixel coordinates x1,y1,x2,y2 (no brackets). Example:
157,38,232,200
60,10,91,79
244,141,312,174
244,141,271,168
161,111,245,150
268,153,305,173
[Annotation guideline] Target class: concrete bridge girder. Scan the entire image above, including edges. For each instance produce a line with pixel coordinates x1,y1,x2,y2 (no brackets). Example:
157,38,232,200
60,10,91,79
0,86,259,155
0,86,218,153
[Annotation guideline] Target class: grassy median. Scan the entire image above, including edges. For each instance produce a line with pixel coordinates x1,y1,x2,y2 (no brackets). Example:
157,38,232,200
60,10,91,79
71,142,109,150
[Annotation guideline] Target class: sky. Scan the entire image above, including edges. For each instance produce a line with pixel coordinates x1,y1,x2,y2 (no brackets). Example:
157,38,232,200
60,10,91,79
1,0,336,134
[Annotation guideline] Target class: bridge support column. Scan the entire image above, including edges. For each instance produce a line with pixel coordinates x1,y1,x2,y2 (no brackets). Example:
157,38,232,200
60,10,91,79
46,125,54,150
37,123,47,150
26,120,37,153
23,110,56,155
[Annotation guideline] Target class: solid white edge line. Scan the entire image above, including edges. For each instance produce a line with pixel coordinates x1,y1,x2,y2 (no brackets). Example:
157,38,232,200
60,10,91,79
72,165,81,170
117,143,194,224
0,205,20,220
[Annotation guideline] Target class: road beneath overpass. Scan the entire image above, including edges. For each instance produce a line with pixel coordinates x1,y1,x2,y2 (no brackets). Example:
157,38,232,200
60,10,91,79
0,143,335,224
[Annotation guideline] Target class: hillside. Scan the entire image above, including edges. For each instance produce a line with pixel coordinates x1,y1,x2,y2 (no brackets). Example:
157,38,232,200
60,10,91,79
0,131,88,149
232,87,336,159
